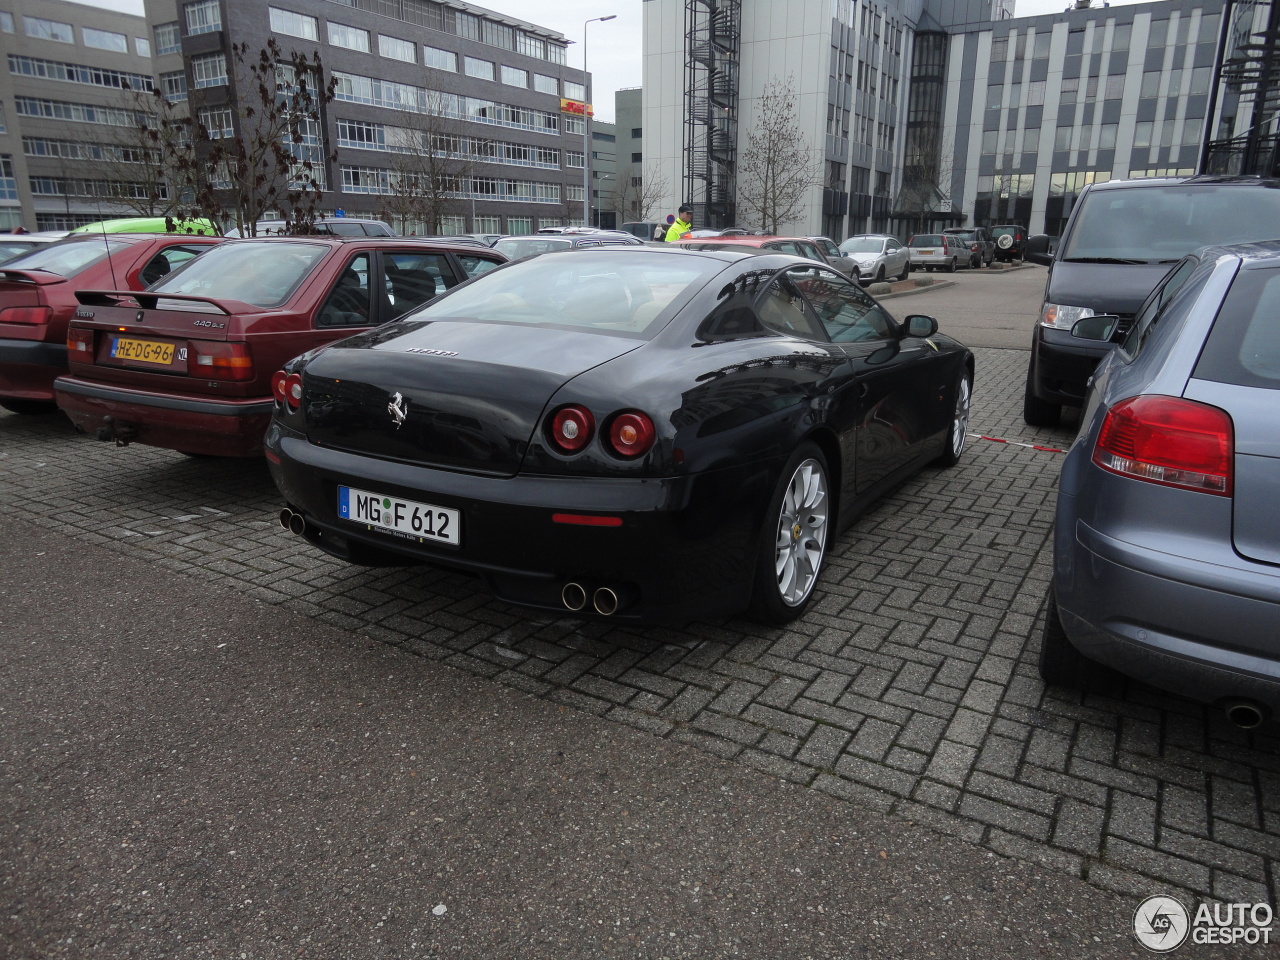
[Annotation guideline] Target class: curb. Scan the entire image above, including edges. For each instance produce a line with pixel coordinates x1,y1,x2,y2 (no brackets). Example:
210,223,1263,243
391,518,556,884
877,280,957,300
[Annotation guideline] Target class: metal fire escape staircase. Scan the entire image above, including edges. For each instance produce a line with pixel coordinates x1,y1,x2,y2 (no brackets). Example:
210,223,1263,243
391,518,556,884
683,0,741,229
1203,1,1280,176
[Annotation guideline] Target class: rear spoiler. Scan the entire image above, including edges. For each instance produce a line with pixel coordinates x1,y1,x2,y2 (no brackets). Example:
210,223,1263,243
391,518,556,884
0,269,67,285
75,290,234,315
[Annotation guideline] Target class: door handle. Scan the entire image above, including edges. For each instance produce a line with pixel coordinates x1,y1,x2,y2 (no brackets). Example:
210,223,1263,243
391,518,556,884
857,381,869,398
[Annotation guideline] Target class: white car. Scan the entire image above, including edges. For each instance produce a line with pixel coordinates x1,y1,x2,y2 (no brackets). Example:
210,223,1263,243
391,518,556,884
838,234,910,284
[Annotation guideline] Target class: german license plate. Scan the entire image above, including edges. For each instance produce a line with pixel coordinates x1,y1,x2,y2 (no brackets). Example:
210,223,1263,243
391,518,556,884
338,485,460,546
111,337,174,364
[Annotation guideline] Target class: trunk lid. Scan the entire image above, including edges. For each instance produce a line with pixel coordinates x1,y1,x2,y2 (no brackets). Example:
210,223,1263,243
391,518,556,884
302,320,640,477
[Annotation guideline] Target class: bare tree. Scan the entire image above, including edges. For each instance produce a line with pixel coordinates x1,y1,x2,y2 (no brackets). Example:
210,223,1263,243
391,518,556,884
896,124,955,233
610,161,669,223
736,76,820,234
374,93,473,234
98,84,200,218
167,38,337,236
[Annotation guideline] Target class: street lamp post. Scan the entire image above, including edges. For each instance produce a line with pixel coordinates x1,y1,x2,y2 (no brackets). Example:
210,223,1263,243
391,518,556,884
582,14,616,229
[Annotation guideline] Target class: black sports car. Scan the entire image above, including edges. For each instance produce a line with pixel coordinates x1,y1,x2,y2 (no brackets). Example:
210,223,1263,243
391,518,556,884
266,247,973,623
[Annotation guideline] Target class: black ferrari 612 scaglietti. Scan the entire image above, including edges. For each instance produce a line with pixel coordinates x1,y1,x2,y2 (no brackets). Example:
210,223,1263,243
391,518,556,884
266,247,973,624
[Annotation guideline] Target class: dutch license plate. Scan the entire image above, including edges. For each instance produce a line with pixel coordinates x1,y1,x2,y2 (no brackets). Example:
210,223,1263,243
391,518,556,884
111,337,174,365
338,485,460,546
918,249,935,256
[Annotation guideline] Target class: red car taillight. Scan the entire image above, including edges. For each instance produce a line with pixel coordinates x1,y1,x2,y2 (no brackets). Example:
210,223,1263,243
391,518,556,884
189,342,253,382
1093,395,1233,496
0,305,51,325
284,373,303,410
548,405,594,453
607,411,656,458
67,327,94,358
271,370,289,405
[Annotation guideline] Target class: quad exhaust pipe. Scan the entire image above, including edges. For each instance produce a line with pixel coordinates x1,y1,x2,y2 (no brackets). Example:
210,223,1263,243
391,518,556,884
561,582,588,612
1223,699,1267,730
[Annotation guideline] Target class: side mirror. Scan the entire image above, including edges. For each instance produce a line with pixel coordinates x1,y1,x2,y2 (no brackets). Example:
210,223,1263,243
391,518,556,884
1025,234,1053,266
904,314,938,338
1071,315,1121,341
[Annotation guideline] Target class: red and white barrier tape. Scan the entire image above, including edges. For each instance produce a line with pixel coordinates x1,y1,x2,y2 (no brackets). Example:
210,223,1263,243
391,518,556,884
967,432,1067,454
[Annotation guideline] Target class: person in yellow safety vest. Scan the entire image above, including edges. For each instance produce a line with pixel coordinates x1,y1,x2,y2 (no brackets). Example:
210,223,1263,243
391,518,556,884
664,205,693,242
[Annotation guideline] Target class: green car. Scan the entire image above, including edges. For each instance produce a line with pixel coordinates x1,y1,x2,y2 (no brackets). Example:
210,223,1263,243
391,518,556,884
69,216,219,236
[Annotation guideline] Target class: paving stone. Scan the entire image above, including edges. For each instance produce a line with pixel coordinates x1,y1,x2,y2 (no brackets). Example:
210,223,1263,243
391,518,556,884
1107,791,1158,846
1053,799,1106,857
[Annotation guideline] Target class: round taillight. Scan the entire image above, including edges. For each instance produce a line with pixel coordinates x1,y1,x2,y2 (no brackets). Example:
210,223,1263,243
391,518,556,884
608,411,656,458
549,405,594,453
271,370,289,405
284,373,303,410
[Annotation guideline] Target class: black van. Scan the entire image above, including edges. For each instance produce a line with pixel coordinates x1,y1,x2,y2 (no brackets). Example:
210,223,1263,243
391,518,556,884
1022,176,1280,426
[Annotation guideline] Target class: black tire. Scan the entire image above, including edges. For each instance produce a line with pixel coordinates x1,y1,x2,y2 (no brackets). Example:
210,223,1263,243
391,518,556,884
899,261,910,280
747,442,830,625
1022,366,1061,427
934,371,972,468
947,258,957,273
0,398,57,415
875,266,885,283
1038,585,1094,688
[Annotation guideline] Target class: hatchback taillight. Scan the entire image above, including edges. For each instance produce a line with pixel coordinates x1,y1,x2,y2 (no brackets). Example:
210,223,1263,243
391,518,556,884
67,327,94,358
0,305,51,325
1093,395,1233,496
189,342,253,381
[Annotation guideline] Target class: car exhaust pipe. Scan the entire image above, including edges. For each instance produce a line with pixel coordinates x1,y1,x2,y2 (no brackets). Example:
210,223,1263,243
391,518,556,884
288,512,306,537
593,585,636,617
561,582,587,612
1224,699,1267,730
278,508,295,531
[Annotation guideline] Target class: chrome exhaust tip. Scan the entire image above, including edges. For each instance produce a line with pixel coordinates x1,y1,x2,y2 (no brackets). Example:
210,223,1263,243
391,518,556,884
1224,699,1267,730
561,582,587,612
288,512,306,537
593,586,621,617
278,508,295,530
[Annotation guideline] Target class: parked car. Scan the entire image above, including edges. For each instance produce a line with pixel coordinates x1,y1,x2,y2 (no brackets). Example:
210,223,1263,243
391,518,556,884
0,234,222,415
265,247,973,623
1040,241,1280,730
943,227,995,268
55,237,505,456
1022,175,1280,426
667,236,848,275
906,234,967,272
620,221,664,241
806,237,860,279
459,233,502,246
838,235,911,285
494,232,644,259
990,224,1028,262
224,217,395,238
69,217,219,236
0,233,61,265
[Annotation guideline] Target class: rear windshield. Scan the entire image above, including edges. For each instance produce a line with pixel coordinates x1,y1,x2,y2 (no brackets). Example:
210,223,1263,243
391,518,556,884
494,237,572,258
2,237,132,278
909,235,943,246
1194,264,1280,390
841,237,886,253
149,240,328,307
1063,183,1280,263
403,250,721,339
991,226,1022,237
945,230,976,239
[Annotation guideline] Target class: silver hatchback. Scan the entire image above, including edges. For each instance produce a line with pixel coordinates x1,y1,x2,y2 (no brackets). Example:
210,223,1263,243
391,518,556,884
1042,243,1280,729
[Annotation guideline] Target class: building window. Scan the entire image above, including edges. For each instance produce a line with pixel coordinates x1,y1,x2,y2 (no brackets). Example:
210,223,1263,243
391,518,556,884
191,53,227,88
501,65,527,88
379,34,414,63
1104,75,1125,100
456,12,480,41
270,7,318,41
439,215,465,235
0,156,16,201
566,150,584,168
533,74,557,96
24,17,73,43
474,215,500,233
83,28,128,53
154,22,181,55
507,216,532,235
185,1,221,36
631,152,642,163
8,57,155,92
199,106,235,138
518,33,543,58
424,46,456,72
564,116,583,136
564,81,585,101
328,22,370,53
482,21,512,50
567,184,584,202
547,44,566,65
0,13,12,33
465,57,494,81
135,37,151,57
336,118,385,149
161,70,188,102
631,127,641,138
0,103,6,134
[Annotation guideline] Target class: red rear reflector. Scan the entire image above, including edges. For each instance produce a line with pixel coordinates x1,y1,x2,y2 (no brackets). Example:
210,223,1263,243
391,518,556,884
0,306,51,325
552,513,623,526
1093,395,1233,496
189,342,253,382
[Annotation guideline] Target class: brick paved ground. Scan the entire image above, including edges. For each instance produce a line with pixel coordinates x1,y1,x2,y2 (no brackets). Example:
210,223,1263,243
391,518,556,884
4,345,1279,907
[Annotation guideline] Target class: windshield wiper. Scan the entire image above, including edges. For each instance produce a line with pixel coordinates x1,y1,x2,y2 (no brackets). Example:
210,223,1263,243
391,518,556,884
1062,256,1150,265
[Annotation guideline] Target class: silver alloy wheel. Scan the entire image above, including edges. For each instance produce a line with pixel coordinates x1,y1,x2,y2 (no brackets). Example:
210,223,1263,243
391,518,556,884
773,458,829,607
951,375,972,457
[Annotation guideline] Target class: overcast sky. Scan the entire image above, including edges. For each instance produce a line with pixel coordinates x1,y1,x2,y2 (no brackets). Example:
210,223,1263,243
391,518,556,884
67,0,1158,123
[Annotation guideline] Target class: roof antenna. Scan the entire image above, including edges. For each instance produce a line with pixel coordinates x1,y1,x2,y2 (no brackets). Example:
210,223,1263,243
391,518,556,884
93,192,118,291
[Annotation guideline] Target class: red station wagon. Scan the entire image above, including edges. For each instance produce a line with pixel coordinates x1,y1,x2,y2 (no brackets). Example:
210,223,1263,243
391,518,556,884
0,234,222,414
55,236,505,457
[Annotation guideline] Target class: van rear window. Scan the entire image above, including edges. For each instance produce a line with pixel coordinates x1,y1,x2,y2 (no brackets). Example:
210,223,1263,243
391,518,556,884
1195,264,1280,390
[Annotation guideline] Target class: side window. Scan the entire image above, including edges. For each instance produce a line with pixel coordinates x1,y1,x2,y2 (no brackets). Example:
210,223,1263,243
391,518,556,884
316,252,373,328
457,254,501,279
1121,258,1199,357
139,243,207,286
756,269,827,340
384,251,456,315
328,222,366,236
796,267,896,343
